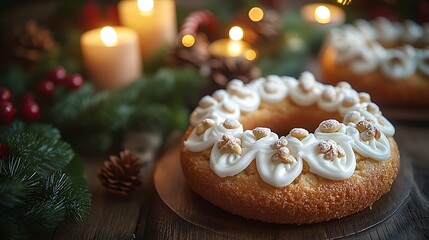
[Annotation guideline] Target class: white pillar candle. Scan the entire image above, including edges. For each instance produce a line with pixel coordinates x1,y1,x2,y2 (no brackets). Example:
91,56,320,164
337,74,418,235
118,0,177,61
81,26,142,90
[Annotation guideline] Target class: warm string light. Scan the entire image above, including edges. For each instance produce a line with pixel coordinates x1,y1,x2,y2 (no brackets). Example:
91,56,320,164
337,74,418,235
100,26,118,47
181,34,195,47
138,0,154,13
314,5,331,24
337,0,352,5
248,7,264,22
245,49,257,61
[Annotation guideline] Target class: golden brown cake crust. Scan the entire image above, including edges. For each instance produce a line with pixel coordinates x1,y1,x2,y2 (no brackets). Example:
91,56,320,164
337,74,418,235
180,98,400,224
320,45,429,108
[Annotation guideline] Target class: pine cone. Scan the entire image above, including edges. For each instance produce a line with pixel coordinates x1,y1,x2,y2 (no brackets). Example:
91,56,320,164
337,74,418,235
254,9,282,42
167,33,210,69
11,20,56,67
98,150,142,196
207,56,261,88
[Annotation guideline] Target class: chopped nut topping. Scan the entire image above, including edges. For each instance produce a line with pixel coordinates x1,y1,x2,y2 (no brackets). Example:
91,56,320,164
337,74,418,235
318,139,345,160
223,119,241,129
221,102,237,113
342,96,359,107
263,81,278,93
271,147,293,164
226,79,243,89
318,119,341,133
270,137,288,149
253,127,271,139
298,72,316,93
212,90,227,101
356,120,381,141
226,80,252,98
199,96,216,108
196,119,215,135
359,92,371,103
336,81,351,89
343,111,361,124
375,128,382,140
217,134,242,155
321,86,336,102
290,128,309,140
366,103,380,114
355,120,371,132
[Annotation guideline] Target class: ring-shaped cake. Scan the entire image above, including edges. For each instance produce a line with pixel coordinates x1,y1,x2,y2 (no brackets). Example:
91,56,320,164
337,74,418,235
181,72,400,224
320,17,429,108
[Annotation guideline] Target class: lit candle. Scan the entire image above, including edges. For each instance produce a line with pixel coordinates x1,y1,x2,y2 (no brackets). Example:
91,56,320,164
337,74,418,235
301,3,345,26
208,26,256,60
81,26,141,90
118,0,177,61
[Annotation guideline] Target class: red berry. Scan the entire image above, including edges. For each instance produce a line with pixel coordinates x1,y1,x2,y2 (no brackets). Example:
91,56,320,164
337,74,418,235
0,101,15,124
0,87,12,102
20,100,40,121
66,73,83,90
49,66,67,84
66,74,84,90
0,143,10,157
37,79,55,97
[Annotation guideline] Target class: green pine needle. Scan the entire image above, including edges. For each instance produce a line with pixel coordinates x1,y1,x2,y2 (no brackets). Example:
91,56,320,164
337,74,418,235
0,121,91,239
9,133,73,175
0,156,40,208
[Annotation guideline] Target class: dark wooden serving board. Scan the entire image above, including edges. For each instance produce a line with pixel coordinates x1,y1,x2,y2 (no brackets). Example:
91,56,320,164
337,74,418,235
154,143,413,239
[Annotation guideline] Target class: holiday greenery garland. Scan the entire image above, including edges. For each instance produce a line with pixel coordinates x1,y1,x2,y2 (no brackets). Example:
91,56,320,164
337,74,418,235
1,63,204,153
0,121,91,240
43,67,204,153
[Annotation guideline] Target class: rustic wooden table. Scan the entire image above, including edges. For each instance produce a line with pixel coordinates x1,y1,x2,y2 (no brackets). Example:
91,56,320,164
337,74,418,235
52,120,429,240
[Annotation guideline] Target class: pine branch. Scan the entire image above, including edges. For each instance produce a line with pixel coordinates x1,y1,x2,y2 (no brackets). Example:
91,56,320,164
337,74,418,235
0,156,40,208
0,121,91,238
9,133,73,175
65,184,91,223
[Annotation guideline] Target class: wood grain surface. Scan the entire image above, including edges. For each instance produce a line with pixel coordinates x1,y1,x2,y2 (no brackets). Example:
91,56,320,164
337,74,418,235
53,122,429,239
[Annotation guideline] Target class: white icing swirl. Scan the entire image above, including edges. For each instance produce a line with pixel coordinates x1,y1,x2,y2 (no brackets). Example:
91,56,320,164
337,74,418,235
356,104,395,137
329,17,429,79
258,75,288,103
184,120,243,152
350,47,379,74
185,73,396,187
227,80,261,112
403,20,424,42
346,124,390,161
289,72,323,107
355,19,376,40
311,125,356,180
381,45,416,80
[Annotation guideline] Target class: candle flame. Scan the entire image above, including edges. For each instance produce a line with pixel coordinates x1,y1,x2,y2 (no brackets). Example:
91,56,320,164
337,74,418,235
100,26,118,47
229,26,244,41
248,7,264,22
182,34,195,48
138,0,154,13
314,6,331,24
